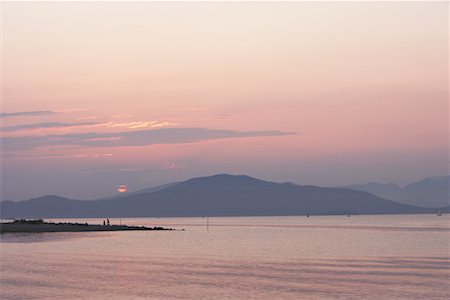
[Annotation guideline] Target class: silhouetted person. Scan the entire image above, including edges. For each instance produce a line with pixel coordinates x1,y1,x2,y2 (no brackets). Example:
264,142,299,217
103,220,105,226
107,218,110,226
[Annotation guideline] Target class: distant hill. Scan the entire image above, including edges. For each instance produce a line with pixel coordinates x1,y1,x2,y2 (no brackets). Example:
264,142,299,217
1,174,438,219
342,176,449,208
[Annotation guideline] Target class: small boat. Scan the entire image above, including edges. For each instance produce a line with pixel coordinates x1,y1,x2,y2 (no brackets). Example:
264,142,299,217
437,212,442,216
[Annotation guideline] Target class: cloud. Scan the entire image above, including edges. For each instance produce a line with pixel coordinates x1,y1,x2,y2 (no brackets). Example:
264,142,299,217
104,121,179,129
1,121,102,132
212,114,233,120
3,153,113,160
82,136,123,142
112,113,134,119
1,128,296,151
0,120,176,132
0,110,55,118
161,162,187,170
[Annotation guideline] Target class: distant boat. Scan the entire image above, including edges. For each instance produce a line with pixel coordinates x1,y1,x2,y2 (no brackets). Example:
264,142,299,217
437,212,442,216
347,214,351,217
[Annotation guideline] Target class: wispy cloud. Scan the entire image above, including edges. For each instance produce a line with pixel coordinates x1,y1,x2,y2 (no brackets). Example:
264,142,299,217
0,110,55,118
161,162,187,170
82,136,123,142
4,153,113,160
104,121,178,129
1,128,296,151
1,121,102,132
1,120,176,132
112,113,134,119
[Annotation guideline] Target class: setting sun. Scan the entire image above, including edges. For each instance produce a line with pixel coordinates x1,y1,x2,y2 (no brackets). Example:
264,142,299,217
117,185,127,193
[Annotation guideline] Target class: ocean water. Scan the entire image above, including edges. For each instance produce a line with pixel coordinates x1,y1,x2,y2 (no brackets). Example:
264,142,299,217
1,214,449,299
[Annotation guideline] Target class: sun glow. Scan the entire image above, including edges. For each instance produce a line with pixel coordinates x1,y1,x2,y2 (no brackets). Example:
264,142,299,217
117,185,128,193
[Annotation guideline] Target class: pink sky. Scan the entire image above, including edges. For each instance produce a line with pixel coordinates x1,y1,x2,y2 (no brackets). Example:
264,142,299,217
1,2,448,200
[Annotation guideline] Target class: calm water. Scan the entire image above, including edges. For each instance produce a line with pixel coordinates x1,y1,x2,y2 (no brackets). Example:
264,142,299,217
1,215,449,299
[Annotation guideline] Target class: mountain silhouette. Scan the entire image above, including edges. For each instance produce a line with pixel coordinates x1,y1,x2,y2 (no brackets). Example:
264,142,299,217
342,176,449,208
1,174,441,218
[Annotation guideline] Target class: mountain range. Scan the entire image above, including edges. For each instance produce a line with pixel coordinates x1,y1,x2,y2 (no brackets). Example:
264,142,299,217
341,176,449,208
1,174,446,219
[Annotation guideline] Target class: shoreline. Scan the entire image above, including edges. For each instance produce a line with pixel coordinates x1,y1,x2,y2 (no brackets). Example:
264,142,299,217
0,221,175,233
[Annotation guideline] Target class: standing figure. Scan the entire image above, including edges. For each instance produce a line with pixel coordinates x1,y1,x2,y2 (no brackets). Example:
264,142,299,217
107,218,110,226
103,220,105,226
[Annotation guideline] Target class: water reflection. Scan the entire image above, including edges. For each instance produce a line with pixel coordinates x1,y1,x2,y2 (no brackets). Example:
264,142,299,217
0,231,109,243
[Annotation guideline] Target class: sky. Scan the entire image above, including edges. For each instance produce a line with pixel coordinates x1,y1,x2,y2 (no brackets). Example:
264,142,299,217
1,1,448,200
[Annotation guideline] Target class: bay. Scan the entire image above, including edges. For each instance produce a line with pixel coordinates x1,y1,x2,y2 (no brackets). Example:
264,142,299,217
1,214,449,299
